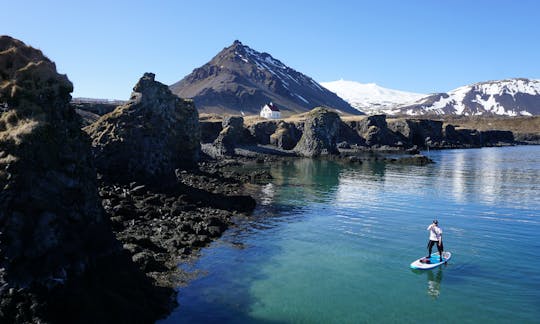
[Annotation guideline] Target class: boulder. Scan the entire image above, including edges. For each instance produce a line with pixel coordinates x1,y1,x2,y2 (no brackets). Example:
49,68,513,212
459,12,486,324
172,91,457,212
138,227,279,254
294,107,341,157
248,120,278,144
480,130,514,146
213,116,255,155
200,120,222,143
338,121,366,146
0,35,116,288
85,73,200,182
270,121,301,150
349,115,403,147
443,124,482,147
388,119,443,148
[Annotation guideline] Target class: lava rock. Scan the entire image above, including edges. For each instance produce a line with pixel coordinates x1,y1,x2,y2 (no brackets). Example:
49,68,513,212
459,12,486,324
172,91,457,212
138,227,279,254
294,107,341,157
85,72,201,182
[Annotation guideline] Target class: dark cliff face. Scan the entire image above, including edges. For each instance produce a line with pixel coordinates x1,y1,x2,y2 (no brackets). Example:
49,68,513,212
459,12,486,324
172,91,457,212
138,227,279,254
0,35,116,287
85,73,201,183
170,40,361,116
294,107,341,157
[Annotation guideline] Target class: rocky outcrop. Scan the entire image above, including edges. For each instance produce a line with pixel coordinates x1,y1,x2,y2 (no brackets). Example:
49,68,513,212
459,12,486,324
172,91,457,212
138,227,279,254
480,130,514,146
0,36,171,323
85,73,200,182
248,120,278,145
388,118,444,148
200,120,222,143
270,121,302,150
0,35,115,288
348,115,404,147
442,125,482,147
294,107,341,157
212,116,255,155
338,121,366,147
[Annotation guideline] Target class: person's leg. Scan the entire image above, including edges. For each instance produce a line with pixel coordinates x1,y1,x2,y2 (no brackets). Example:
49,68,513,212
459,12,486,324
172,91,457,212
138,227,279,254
427,240,434,258
437,242,443,261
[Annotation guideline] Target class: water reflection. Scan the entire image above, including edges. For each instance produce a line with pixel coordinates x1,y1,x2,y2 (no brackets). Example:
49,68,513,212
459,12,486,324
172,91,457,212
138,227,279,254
411,268,444,299
268,159,341,203
431,147,540,208
426,268,443,299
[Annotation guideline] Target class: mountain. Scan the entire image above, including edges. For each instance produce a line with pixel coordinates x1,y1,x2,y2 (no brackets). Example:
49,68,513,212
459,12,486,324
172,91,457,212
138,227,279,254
395,78,540,116
320,80,425,115
170,41,361,116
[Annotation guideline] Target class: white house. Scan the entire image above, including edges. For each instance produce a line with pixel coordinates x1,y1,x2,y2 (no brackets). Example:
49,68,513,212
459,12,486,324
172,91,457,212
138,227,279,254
260,102,281,119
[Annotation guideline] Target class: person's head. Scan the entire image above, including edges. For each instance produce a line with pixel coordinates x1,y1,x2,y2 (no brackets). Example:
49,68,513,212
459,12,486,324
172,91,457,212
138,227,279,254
433,220,439,226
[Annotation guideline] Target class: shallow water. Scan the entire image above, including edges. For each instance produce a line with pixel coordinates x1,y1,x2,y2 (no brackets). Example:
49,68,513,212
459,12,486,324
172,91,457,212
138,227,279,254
161,146,540,323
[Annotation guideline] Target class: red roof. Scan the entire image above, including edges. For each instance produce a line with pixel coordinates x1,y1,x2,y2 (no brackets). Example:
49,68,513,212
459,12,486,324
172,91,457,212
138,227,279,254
266,103,280,111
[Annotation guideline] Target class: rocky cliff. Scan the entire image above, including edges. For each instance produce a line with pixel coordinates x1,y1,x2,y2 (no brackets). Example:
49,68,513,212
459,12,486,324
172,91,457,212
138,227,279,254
85,73,201,183
0,35,115,288
0,36,172,323
294,108,341,157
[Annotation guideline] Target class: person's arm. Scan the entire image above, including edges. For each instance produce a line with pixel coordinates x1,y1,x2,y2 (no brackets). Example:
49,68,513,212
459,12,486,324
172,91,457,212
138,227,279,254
427,224,433,231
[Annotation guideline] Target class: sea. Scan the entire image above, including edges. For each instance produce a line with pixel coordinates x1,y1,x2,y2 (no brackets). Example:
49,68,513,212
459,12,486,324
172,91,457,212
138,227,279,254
161,146,540,323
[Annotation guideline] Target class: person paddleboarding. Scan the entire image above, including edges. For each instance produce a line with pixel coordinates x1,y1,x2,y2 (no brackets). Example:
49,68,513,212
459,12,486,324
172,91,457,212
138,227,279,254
427,220,443,261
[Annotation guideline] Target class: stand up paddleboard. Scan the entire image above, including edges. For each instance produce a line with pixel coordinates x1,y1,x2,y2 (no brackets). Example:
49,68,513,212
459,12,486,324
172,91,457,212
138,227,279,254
410,251,451,270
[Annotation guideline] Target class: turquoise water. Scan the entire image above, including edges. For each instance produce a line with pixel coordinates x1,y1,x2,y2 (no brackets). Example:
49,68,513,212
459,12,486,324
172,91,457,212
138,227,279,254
162,146,540,323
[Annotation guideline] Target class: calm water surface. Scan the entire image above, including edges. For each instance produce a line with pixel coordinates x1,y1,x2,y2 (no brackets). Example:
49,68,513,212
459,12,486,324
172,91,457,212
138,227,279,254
161,146,540,323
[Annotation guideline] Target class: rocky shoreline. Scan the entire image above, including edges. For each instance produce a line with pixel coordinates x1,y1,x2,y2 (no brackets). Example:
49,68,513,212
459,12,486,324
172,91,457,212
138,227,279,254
1,35,537,324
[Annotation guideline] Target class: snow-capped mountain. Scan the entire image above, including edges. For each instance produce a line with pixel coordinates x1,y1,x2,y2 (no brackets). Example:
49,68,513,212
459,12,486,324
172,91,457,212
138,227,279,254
170,41,360,115
395,78,540,116
320,80,425,115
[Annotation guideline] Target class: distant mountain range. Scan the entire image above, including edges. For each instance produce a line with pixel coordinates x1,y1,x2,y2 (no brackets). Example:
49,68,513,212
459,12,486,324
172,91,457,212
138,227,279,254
169,40,360,116
393,78,540,116
72,41,540,117
324,78,540,116
320,80,425,115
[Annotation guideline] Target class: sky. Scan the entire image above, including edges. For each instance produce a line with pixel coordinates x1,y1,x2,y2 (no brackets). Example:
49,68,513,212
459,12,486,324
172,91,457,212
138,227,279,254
3,0,540,99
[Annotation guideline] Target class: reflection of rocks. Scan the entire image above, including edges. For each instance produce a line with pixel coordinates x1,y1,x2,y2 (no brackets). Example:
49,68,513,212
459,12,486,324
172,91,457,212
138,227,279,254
385,154,434,165
294,108,341,157
85,73,201,183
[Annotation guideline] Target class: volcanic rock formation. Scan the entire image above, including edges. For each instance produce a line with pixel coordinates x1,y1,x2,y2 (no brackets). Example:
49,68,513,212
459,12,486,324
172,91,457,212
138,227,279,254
85,73,200,182
294,107,341,157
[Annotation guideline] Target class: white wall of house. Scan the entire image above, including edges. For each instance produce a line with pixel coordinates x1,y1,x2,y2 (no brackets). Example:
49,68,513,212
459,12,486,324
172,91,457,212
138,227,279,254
260,105,281,119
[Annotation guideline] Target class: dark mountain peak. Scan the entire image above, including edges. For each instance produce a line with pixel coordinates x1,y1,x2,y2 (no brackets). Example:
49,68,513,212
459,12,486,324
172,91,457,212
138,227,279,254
170,42,361,116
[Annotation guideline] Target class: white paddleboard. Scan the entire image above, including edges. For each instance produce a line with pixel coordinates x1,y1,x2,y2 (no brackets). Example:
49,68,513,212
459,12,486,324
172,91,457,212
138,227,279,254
410,251,451,270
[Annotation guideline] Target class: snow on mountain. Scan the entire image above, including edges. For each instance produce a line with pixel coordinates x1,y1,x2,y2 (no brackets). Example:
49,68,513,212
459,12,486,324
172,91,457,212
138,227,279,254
396,78,540,116
320,79,426,115
170,41,359,115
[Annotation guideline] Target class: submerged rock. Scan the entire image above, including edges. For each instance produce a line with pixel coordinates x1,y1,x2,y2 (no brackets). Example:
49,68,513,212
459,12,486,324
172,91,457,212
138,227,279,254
294,107,341,157
85,72,200,182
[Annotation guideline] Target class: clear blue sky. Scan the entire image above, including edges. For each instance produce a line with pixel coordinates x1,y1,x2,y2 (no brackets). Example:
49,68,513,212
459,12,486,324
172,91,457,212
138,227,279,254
4,0,539,99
